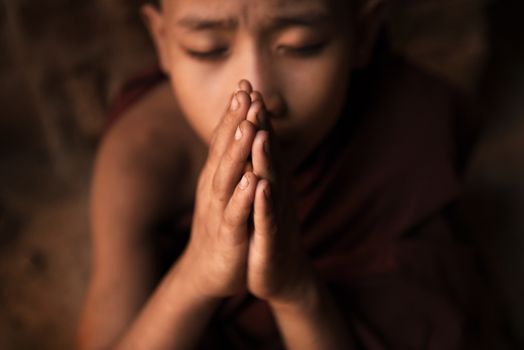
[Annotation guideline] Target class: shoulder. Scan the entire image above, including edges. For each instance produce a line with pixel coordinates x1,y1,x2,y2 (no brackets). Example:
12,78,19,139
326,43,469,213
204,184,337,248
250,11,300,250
92,82,206,230
100,81,206,181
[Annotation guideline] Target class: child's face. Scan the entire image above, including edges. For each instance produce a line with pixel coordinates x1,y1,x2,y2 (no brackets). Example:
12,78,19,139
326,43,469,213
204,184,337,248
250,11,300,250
145,0,380,167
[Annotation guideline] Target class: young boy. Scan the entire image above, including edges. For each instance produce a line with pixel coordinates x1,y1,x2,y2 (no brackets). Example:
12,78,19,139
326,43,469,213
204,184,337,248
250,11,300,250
77,0,489,349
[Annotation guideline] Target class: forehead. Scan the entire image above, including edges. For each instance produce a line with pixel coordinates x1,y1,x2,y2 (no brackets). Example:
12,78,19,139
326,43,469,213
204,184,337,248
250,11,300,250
164,0,348,25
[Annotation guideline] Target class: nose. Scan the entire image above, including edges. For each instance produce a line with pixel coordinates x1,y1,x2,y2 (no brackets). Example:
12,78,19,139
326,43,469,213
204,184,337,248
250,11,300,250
239,47,287,119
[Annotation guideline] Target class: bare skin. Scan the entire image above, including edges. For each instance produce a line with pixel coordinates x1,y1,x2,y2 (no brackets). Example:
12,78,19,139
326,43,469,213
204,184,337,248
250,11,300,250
76,82,209,350
77,0,385,349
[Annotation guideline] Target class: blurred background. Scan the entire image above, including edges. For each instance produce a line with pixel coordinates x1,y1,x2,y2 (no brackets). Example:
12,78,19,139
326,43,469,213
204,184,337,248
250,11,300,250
1,0,523,348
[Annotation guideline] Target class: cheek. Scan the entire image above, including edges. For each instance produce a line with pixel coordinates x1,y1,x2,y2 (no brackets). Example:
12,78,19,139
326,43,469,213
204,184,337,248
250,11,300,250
168,60,233,144
282,46,352,140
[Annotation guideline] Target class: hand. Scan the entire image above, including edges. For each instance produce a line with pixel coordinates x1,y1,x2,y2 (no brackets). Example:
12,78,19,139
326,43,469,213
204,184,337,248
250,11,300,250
239,82,317,305
178,85,259,299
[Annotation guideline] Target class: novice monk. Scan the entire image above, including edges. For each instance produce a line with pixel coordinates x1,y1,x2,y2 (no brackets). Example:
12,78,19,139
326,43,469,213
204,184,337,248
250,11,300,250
77,0,491,349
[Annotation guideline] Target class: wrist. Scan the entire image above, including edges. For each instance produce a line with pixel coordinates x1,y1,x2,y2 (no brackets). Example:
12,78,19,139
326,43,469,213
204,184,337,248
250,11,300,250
269,277,353,349
268,272,322,315
174,250,223,304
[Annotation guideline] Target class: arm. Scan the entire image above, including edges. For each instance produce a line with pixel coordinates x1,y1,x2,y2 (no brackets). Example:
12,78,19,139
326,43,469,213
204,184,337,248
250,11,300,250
77,85,261,350
113,255,221,350
76,116,219,350
269,277,354,350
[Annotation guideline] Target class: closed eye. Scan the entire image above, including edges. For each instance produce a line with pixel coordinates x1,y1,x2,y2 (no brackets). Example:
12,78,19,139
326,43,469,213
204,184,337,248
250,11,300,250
185,47,228,60
278,42,327,56
184,41,327,61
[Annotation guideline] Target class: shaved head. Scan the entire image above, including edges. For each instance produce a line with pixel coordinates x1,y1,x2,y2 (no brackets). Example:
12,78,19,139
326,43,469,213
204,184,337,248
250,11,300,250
153,0,374,29
157,0,374,15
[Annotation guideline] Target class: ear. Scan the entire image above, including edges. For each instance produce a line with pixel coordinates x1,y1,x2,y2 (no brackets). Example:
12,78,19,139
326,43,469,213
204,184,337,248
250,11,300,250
352,0,387,69
141,4,171,74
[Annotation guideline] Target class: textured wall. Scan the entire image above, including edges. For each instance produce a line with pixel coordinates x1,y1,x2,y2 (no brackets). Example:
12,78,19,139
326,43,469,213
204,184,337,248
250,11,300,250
0,1,155,348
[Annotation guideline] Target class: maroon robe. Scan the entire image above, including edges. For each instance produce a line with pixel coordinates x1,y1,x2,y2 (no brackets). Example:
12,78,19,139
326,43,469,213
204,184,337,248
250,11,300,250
105,57,495,349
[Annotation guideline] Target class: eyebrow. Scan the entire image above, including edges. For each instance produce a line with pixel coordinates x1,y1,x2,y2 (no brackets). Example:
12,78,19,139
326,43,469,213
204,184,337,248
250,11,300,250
176,11,331,31
271,12,331,29
176,17,237,31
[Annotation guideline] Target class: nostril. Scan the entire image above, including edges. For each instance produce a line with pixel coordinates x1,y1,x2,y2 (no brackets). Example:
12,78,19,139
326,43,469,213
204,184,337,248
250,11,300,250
250,89,286,120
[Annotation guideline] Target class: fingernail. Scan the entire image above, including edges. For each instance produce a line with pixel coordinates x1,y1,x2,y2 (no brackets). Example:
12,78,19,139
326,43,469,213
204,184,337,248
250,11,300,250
231,93,240,111
235,125,243,140
239,175,249,190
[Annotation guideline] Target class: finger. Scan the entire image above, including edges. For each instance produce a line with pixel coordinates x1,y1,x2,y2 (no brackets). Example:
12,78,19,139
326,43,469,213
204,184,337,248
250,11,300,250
250,91,263,103
220,172,258,246
208,90,252,165
252,179,276,250
252,130,275,182
248,91,265,128
249,91,274,132
238,79,253,95
212,119,257,206
246,100,266,130
243,160,253,174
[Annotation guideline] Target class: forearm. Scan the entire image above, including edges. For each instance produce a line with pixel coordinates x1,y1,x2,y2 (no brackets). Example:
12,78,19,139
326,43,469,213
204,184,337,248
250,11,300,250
269,277,354,350
114,254,221,350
